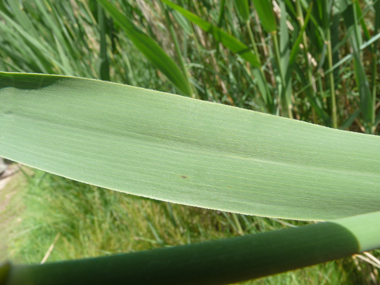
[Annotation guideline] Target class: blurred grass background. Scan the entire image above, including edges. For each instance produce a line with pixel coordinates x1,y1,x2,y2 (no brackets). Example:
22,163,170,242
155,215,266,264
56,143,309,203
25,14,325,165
0,0,380,283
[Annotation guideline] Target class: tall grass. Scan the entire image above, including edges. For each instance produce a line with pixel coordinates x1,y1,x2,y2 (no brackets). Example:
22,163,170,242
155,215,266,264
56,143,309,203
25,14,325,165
1,0,379,283
8,169,379,284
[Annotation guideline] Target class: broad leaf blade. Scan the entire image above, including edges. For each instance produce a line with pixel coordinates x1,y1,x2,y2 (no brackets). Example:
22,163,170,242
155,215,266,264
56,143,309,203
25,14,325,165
1,72,380,221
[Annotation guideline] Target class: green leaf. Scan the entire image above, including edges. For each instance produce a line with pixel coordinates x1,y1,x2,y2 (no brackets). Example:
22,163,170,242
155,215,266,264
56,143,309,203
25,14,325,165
294,64,330,125
1,72,380,221
160,0,261,68
217,0,226,27
97,3,110,81
252,0,277,33
343,4,373,129
279,1,292,113
341,110,360,130
314,0,330,32
352,50,372,126
354,1,370,43
279,2,289,74
0,11,69,75
96,0,192,96
234,0,250,23
5,211,380,284
171,10,192,34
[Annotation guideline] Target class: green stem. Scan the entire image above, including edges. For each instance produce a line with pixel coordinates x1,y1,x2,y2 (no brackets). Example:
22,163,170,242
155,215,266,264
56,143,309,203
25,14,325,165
326,28,337,128
232,213,244,235
296,0,317,123
371,52,377,134
272,32,292,118
246,21,260,59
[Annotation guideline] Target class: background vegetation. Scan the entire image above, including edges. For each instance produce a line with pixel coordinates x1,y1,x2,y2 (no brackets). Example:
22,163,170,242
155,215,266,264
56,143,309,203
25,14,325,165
1,0,380,283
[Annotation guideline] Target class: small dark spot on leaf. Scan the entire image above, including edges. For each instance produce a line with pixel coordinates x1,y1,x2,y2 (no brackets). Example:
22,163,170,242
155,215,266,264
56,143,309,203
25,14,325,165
181,175,188,179
228,186,231,188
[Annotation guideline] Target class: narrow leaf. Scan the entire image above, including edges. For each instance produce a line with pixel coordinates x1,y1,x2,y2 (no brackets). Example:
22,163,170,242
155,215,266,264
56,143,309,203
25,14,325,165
341,110,360,130
97,0,192,95
234,0,250,23
97,3,110,81
343,4,373,127
252,0,277,33
294,64,330,124
161,0,261,68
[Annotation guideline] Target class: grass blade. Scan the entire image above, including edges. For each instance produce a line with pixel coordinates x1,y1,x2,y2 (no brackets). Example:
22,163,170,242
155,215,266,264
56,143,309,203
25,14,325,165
294,64,330,124
234,0,250,23
97,0,192,96
217,0,226,27
161,1,272,111
97,3,110,81
1,72,380,221
341,109,360,130
252,0,277,33
343,3,373,131
278,1,293,118
162,4,194,97
161,0,261,68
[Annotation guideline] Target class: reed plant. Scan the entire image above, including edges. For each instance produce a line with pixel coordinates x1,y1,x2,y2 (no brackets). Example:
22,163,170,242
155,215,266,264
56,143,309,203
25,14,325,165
1,0,380,284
